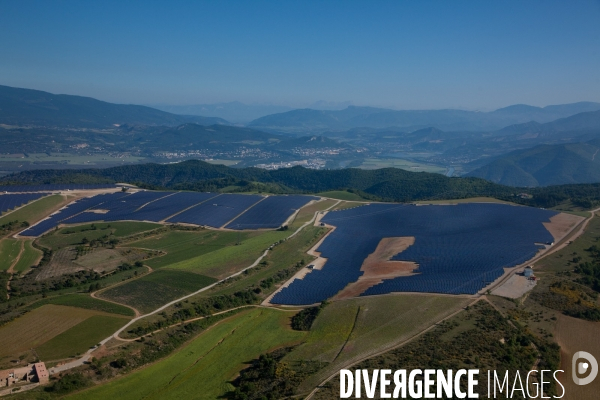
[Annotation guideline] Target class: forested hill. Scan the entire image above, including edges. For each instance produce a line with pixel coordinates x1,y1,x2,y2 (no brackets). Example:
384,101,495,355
3,160,600,208
467,138,600,186
0,85,228,128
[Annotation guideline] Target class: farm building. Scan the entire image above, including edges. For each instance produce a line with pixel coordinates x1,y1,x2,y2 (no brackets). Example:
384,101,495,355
0,362,49,388
524,266,534,278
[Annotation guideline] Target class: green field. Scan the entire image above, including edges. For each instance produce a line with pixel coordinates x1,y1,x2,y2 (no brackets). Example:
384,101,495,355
0,305,111,363
12,240,42,273
125,230,256,269
359,158,446,173
0,238,20,271
209,226,327,297
287,294,471,392
36,315,128,361
0,152,146,166
29,294,135,316
317,190,366,201
0,194,66,225
39,221,161,249
67,308,306,400
166,230,289,278
289,199,338,229
99,270,217,314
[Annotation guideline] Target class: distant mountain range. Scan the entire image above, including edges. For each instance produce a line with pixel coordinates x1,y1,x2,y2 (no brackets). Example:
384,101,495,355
467,138,600,187
0,85,228,128
152,101,354,124
248,103,600,133
152,102,293,124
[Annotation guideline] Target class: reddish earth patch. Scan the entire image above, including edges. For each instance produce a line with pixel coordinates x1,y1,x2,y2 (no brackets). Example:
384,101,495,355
333,237,418,300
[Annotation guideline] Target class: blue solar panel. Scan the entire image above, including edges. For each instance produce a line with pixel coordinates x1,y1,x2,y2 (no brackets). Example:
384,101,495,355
19,192,130,236
271,203,558,305
0,184,120,192
62,191,173,224
167,194,264,228
226,195,319,229
0,193,47,215
128,192,219,222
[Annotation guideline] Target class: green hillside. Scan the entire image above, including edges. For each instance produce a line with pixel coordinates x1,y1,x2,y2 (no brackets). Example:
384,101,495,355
3,159,600,209
0,85,227,128
467,139,600,186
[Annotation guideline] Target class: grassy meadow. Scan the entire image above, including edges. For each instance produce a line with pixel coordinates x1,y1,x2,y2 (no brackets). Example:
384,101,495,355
288,294,471,393
66,308,306,400
0,194,67,225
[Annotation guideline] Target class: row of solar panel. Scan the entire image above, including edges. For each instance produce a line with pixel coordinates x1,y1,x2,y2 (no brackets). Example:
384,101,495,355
0,193,47,215
0,184,120,193
271,203,558,305
20,191,318,236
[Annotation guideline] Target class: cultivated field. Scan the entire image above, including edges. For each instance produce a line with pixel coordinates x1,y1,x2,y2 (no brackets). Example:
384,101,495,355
359,157,446,174
99,270,217,314
166,230,289,278
286,294,471,393
66,308,306,400
30,293,135,316
0,304,119,364
36,315,129,361
124,229,257,269
554,314,600,400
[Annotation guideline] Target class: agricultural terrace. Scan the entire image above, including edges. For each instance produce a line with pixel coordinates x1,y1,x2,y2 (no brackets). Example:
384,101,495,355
66,308,306,400
120,225,328,338
0,304,130,367
273,203,576,305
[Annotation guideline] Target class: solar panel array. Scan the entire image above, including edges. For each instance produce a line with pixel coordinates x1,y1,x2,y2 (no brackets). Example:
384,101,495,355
127,192,219,222
226,195,318,229
63,191,173,224
20,192,130,237
167,194,265,227
0,193,47,215
19,191,317,236
0,184,119,193
271,203,558,305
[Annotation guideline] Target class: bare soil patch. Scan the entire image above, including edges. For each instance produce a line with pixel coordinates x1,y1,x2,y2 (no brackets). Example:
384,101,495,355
491,273,537,299
544,213,585,242
334,237,417,300
554,314,600,400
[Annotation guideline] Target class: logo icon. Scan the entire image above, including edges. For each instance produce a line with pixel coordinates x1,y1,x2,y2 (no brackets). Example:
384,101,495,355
572,351,598,385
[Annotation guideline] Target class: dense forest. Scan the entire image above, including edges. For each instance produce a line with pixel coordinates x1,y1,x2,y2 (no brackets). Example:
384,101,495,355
2,160,600,208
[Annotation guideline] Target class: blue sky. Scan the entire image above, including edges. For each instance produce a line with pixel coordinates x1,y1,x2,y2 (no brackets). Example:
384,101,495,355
1,0,600,109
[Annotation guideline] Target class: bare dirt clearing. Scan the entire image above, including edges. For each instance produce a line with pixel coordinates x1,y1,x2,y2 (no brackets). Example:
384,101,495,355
554,314,600,400
543,213,585,242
